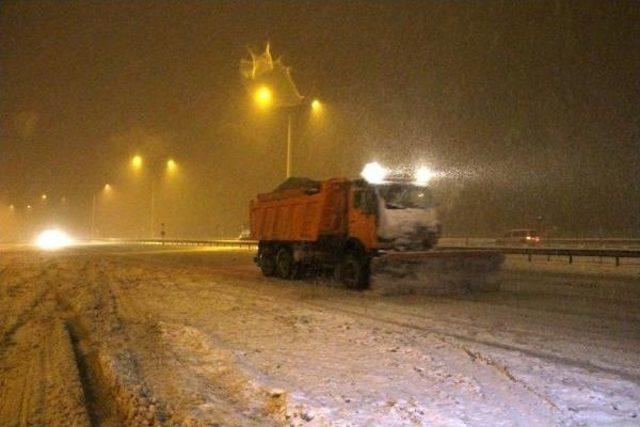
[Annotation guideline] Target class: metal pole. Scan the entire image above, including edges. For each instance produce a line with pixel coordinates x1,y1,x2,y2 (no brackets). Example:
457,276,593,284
150,180,155,238
286,112,292,178
91,193,96,239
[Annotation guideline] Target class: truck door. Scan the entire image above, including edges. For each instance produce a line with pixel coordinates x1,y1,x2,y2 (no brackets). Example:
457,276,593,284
348,185,378,251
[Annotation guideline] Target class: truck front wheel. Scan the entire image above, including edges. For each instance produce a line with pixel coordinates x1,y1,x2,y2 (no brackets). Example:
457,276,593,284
337,253,369,290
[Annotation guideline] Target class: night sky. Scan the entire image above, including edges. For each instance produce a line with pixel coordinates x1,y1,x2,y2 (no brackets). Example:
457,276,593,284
1,1,638,239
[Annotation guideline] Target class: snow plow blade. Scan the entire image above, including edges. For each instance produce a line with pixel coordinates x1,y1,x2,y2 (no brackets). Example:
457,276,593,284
369,250,505,295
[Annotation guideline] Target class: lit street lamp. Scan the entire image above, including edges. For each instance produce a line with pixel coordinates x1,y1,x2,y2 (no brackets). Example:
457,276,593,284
242,45,321,178
166,158,177,174
252,86,322,178
130,155,178,237
254,85,273,109
91,183,113,238
311,99,322,113
131,155,143,170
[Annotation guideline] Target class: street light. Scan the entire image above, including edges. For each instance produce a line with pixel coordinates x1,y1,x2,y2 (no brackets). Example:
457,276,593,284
130,155,178,237
254,86,273,109
151,158,178,237
242,44,321,178
252,91,322,178
166,159,177,174
311,99,322,113
131,155,143,170
91,184,113,239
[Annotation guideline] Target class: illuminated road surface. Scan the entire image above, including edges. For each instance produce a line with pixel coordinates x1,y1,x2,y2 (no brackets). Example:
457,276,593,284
0,244,638,425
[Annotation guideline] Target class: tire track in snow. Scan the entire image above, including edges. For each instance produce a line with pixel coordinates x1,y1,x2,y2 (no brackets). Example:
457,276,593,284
104,259,560,420
106,253,640,384
304,299,640,385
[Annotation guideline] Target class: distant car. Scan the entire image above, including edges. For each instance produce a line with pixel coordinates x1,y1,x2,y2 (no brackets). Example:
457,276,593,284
496,229,541,246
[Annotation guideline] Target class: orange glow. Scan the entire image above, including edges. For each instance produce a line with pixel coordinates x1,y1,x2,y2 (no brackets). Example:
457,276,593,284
166,158,177,173
131,155,143,169
254,86,273,108
311,99,322,113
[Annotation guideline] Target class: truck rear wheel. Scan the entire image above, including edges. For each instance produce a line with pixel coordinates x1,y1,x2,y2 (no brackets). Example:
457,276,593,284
276,247,296,279
337,253,369,290
260,253,277,277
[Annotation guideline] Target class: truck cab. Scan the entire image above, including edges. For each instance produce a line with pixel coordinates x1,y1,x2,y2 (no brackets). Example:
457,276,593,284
349,179,441,252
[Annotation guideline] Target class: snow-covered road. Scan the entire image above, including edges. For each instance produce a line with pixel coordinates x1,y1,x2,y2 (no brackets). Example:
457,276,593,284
0,244,638,426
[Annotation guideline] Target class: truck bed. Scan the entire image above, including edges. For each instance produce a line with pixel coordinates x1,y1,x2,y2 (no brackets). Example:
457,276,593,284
250,179,348,242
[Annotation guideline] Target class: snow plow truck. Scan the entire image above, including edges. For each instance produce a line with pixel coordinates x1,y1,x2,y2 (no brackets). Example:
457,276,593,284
250,176,504,293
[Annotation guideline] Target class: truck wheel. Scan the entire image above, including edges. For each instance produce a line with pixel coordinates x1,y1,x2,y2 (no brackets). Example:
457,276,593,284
260,253,277,277
276,247,296,279
338,253,369,290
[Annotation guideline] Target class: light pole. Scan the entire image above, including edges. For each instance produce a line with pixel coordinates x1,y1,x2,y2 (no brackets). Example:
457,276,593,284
253,85,322,178
91,194,96,238
91,184,112,239
286,112,292,177
150,180,155,238
131,156,177,238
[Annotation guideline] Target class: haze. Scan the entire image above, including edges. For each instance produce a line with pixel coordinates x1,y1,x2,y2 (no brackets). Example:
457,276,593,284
1,1,638,240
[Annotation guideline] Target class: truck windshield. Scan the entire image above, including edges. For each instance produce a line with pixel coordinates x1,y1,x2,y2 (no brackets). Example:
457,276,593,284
376,184,433,209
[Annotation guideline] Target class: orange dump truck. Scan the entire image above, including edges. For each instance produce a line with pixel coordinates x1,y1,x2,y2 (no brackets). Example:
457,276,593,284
250,177,503,292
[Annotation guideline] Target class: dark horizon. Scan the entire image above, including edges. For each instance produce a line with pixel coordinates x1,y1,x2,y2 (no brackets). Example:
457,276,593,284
1,1,639,240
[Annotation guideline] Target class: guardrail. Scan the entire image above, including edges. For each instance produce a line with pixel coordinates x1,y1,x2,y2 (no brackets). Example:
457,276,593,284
542,238,640,246
438,246,640,266
98,238,640,267
440,237,640,248
123,238,258,249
